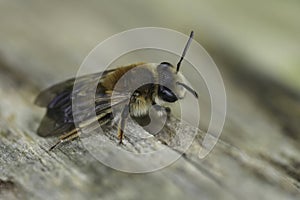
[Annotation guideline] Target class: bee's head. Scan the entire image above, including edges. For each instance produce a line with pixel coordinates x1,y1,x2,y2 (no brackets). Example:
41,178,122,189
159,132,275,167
156,61,198,104
156,31,198,104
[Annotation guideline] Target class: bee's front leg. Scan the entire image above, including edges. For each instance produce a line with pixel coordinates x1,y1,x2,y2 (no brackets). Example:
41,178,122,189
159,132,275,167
117,105,129,144
153,105,171,117
164,106,171,116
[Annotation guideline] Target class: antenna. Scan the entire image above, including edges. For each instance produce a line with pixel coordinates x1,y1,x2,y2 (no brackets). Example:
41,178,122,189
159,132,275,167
176,82,198,98
176,31,194,73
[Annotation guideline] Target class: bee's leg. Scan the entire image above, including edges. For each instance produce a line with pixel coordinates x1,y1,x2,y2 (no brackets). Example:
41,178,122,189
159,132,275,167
164,107,171,116
117,105,129,144
48,128,80,151
153,105,171,117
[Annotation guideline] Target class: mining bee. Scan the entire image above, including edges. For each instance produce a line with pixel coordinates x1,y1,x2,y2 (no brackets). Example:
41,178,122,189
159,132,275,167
35,31,198,150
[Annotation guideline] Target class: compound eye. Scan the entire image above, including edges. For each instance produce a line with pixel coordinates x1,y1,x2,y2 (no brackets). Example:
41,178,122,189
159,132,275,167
159,62,173,68
158,86,178,102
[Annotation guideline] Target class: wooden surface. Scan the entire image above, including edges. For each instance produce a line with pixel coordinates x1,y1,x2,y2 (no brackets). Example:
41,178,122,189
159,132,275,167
0,1,299,200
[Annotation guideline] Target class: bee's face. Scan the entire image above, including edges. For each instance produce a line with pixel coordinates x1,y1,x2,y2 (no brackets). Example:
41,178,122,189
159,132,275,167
155,62,188,104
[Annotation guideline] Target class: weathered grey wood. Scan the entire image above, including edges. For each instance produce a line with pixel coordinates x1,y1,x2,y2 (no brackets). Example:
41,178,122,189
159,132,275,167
0,1,300,200
1,55,300,199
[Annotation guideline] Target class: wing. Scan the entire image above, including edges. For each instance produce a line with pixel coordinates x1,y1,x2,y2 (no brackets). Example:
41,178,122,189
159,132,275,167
34,69,114,107
35,69,130,137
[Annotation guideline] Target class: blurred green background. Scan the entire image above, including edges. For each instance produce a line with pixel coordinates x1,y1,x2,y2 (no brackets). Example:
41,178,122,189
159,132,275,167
0,0,299,92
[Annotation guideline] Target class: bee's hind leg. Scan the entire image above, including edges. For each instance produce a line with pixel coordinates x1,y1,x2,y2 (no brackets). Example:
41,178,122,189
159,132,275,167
48,128,80,151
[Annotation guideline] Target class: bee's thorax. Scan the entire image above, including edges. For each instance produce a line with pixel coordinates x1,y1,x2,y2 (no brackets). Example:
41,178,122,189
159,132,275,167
129,95,153,117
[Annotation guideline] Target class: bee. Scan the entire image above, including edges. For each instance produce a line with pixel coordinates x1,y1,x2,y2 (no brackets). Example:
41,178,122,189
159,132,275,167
35,31,198,150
